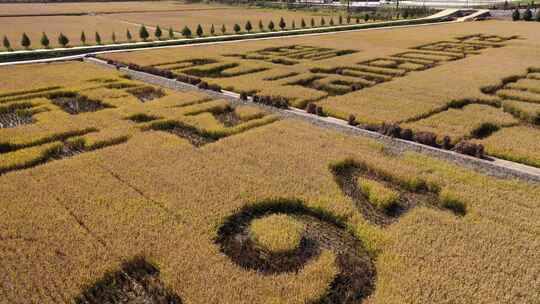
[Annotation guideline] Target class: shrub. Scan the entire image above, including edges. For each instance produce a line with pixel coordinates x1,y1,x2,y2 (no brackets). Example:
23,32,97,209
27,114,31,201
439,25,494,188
240,92,248,100
182,26,192,38
292,20,296,30
321,17,326,26
414,131,438,147
111,32,117,44
258,20,264,31
348,114,357,126
168,27,175,39
400,128,413,140
197,81,209,90
442,136,453,150
253,95,289,109
311,17,315,27
176,74,202,85
315,106,325,116
155,25,162,39
40,32,50,48
380,123,401,137
512,8,520,20
139,25,149,41
2,35,11,51
268,20,275,31
356,17,360,23
210,24,215,36
126,29,132,42
279,17,286,30
95,32,102,45
58,33,69,48
21,33,31,49
245,21,253,33
196,24,204,37
339,15,343,25
233,23,241,34
306,102,317,114
347,15,351,24
221,24,226,35
301,18,306,28
523,8,533,21
364,14,369,22
453,141,485,158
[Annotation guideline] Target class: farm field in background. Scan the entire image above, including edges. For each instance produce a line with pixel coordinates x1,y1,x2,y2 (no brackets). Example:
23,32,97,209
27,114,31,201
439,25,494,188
0,1,341,49
1,60,540,304
0,1,230,16
101,20,540,168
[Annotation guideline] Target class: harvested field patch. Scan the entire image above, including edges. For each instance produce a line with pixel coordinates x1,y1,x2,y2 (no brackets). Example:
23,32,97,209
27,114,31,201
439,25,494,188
51,93,113,114
75,256,183,304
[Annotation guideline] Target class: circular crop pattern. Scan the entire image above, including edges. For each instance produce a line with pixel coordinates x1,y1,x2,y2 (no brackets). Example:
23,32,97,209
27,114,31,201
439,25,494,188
216,200,376,303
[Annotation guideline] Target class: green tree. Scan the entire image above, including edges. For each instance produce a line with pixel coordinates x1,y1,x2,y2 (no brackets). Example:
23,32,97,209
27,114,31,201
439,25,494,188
182,26,192,38
364,13,369,22
196,24,204,37
112,32,117,43
523,7,533,20
268,20,275,31
245,20,253,32
339,15,343,24
512,8,520,20
155,25,162,39
330,17,335,26
58,33,69,47
95,32,102,45
233,23,241,34
356,17,360,23
536,8,540,21
139,25,149,41
259,20,264,31
301,18,306,28
21,33,31,49
168,27,175,39
279,17,286,30
80,31,87,45
347,15,351,24
126,29,132,42
210,24,215,35
3,36,11,51
292,20,296,29
311,17,315,27
40,32,50,48
321,17,326,26
221,24,226,35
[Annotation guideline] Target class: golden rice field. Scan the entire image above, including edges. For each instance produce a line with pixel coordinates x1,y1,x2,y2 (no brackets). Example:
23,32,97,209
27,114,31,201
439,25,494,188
1,60,540,304
0,1,229,16
0,1,333,49
101,20,540,168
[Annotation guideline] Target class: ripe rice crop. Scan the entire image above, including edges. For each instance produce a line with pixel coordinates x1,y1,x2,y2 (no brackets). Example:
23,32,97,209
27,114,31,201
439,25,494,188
1,60,539,303
101,21,540,167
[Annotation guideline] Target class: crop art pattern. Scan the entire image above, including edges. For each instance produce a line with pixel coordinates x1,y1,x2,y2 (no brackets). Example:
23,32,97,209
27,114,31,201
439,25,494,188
298,34,518,97
0,64,278,176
